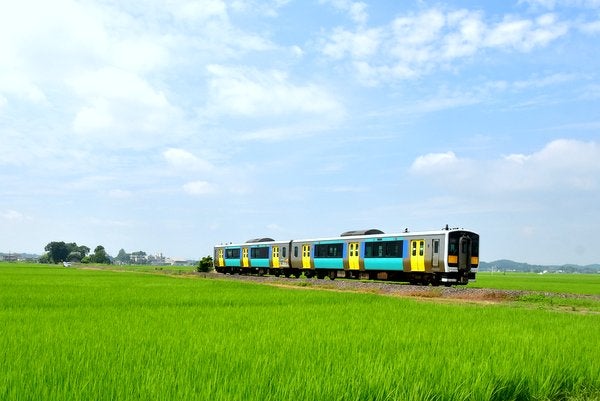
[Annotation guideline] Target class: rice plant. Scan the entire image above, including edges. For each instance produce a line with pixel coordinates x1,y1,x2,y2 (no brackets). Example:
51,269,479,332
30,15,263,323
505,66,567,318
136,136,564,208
1,264,598,400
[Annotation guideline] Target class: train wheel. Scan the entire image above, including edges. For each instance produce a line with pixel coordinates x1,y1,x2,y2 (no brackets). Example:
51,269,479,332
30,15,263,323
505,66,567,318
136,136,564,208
328,271,337,280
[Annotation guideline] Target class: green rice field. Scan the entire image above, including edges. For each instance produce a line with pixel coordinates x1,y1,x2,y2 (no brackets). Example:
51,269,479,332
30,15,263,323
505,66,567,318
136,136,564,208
1,263,599,400
472,271,600,295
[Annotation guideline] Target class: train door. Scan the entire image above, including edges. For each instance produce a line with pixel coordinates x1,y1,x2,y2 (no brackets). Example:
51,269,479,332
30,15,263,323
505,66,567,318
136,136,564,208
242,247,249,267
272,246,280,268
410,240,425,271
348,242,360,270
302,244,311,268
431,239,440,268
458,236,471,270
218,249,224,267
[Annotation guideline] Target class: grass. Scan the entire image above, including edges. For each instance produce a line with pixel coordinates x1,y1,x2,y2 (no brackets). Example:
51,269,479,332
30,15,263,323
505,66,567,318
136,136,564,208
1,263,599,400
472,271,600,295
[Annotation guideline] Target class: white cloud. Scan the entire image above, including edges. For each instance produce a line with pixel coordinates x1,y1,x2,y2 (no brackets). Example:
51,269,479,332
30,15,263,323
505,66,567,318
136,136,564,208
230,0,291,17
519,0,600,9
163,148,214,172
320,8,570,84
1,210,32,222
485,13,568,51
410,151,459,173
70,68,179,144
579,19,600,34
107,189,133,199
411,139,600,192
183,180,217,195
322,27,381,59
322,0,369,25
204,65,344,119
166,0,228,21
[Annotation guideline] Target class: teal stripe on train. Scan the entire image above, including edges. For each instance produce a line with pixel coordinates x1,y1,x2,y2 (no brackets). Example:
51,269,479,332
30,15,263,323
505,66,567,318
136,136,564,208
314,258,344,269
251,258,270,268
364,258,403,271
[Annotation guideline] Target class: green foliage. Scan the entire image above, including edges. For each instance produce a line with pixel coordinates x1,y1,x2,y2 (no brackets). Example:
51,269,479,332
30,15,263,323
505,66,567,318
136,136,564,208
89,245,111,264
43,242,91,263
197,255,213,272
1,264,599,401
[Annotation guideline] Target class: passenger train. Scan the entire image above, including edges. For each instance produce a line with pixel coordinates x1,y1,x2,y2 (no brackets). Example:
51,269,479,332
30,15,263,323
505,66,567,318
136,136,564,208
214,226,480,285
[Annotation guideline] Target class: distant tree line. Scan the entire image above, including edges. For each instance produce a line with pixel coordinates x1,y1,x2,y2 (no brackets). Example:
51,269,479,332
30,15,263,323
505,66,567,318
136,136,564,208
39,242,206,268
479,260,600,274
40,241,111,264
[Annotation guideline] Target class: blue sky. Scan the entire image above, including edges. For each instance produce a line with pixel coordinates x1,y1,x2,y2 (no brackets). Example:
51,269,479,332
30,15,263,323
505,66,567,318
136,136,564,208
1,0,600,265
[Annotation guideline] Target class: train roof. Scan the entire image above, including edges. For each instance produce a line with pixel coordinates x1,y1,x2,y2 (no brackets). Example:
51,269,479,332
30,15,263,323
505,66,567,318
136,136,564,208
292,228,477,243
215,227,478,248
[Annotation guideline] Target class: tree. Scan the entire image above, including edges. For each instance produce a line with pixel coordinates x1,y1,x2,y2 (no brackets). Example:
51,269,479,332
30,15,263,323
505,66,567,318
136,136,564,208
44,241,69,263
65,243,90,262
197,255,214,273
42,242,91,263
90,245,111,264
115,248,130,264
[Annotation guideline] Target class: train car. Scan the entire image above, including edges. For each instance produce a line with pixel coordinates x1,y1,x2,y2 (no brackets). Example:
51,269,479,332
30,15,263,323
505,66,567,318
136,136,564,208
214,238,291,276
214,226,479,285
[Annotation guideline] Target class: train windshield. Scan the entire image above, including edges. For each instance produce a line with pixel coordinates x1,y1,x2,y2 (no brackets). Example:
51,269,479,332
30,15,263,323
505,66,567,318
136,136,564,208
448,231,479,268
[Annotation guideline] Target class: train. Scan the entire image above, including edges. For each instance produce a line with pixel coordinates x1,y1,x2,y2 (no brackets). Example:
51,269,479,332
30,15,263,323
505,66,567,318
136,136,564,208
213,225,480,285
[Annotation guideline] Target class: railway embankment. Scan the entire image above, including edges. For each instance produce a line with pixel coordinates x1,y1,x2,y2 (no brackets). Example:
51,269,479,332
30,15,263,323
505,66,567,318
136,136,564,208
199,271,600,309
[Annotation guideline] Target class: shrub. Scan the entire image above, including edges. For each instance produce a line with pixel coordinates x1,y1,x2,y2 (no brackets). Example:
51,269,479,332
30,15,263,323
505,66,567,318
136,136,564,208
197,256,214,273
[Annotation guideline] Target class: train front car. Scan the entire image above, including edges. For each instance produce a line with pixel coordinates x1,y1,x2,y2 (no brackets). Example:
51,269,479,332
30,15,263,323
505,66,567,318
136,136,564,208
443,229,480,285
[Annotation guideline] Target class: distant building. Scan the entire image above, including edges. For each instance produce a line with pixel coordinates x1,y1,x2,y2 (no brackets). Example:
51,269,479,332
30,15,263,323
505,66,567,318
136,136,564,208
130,251,148,264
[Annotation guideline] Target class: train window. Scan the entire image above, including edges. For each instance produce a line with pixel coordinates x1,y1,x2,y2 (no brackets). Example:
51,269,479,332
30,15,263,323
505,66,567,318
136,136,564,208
433,240,439,254
472,238,479,256
250,247,269,258
315,243,343,258
294,246,298,258
225,248,240,259
412,241,416,257
419,241,424,256
365,241,403,258
282,247,287,258
448,239,458,256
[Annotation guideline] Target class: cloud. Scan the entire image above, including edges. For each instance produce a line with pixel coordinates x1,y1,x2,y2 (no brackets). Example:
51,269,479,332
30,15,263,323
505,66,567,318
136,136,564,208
519,0,600,9
69,68,179,144
320,8,570,84
322,27,381,59
182,180,217,195
107,189,133,199
163,148,215,172
579,19,600,34
411,139,600,192
204,64,344,119
166,0,228,21
410,151,459,173
321,0,369,25
229,0,292,17
484,13,568,52
1,210,32,222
